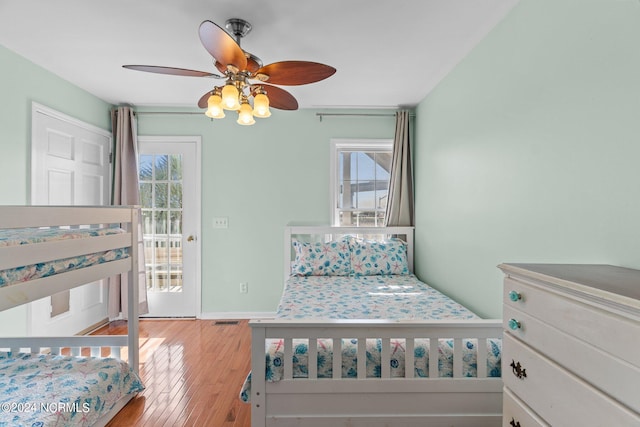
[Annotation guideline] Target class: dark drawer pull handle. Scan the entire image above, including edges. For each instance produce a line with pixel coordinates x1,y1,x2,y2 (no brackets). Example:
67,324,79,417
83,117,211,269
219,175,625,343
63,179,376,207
510,359,527,379
510,418,521,427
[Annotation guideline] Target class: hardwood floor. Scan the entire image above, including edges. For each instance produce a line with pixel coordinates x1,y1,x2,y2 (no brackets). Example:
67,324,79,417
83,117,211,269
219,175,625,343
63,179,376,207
93,319,252,427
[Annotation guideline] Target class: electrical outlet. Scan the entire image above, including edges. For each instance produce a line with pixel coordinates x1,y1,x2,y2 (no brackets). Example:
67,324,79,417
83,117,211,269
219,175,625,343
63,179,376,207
240,282,249,294
212,217,228,229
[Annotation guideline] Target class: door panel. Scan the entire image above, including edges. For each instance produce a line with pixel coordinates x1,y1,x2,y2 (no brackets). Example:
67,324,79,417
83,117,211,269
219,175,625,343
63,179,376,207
30,103,112,336
47,170,73,204
138,137,200,318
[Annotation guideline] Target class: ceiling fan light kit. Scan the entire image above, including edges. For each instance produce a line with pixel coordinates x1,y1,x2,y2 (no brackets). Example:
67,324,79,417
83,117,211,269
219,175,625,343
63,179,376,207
123,18,335,126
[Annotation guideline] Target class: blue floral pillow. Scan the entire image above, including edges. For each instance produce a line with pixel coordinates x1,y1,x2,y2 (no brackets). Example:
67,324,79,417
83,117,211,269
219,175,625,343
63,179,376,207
291,239,352,276
349,238,409,276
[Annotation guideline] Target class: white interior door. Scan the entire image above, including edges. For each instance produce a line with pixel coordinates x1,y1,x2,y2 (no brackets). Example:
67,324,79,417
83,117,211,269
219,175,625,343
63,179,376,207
138,136,200,317
30,102,112,335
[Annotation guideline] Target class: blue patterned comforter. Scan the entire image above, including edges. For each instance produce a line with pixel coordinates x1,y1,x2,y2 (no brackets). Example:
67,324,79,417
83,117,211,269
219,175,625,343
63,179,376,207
0,227,128,288
240,275,502,402
0,351,143,427
277,275,480,320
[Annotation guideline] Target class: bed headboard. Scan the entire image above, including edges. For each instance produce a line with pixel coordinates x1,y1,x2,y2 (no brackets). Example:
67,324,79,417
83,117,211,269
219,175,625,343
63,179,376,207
284,225,415,281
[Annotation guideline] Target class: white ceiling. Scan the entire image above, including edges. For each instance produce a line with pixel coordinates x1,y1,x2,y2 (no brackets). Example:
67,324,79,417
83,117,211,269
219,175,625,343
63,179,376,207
0,0,519,110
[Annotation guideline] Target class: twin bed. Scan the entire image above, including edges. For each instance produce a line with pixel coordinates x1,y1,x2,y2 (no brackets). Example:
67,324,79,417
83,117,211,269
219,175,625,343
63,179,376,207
245,226,504,427
0,206,143,427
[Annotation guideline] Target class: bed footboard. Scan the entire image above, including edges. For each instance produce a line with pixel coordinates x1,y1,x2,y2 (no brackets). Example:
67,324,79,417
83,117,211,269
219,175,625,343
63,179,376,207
250,319,503,427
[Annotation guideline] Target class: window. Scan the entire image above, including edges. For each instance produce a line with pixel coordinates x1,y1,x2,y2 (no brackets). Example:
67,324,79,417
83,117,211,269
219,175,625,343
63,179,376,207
139,153,184,293
330,139,393,226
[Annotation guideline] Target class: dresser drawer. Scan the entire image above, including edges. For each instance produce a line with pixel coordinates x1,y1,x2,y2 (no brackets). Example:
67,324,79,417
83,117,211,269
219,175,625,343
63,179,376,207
503,334,640,426
503,276,640,369
503,387,549,427
504,303,640,412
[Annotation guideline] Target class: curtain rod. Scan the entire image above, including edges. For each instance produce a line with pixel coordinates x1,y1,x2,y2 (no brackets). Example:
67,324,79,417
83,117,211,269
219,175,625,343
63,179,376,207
134,111,203,115
127,112,402,116
118,111,415,119
112,110,202,116
316,112,414,122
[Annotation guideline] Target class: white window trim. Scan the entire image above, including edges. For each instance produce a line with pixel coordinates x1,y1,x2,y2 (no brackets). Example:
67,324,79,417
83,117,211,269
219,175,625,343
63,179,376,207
329,138,393,226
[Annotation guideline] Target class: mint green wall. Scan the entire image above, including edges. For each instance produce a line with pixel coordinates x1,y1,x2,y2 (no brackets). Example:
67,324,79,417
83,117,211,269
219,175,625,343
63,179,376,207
0,44,397,320
0,45,112,203
136,109,396,314
0,45,112,335
413,0,640,318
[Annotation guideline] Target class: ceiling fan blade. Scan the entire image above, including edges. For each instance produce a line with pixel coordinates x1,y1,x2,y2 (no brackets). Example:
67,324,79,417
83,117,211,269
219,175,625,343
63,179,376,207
123,65,221,78
255,61,336,86
199,20,247,71
214,61,227,74
252,84,298,110
197,91,212,109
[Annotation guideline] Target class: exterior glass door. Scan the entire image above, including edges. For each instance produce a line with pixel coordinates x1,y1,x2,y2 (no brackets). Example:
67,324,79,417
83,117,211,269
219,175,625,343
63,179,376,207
138,137,199,317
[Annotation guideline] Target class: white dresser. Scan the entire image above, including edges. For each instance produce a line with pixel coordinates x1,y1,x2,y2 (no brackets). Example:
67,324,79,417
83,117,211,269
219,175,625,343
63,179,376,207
498,264,640,427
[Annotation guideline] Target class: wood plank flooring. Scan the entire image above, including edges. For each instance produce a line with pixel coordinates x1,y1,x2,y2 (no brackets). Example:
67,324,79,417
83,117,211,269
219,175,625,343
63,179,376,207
93,319,252,427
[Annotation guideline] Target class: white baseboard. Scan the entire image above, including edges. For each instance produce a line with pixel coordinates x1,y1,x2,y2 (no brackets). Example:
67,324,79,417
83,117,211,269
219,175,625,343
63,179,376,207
199,311,276,320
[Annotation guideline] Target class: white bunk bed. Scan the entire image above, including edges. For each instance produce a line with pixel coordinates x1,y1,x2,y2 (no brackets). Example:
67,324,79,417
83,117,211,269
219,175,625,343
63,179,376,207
247,226,503,427
0,205,143,427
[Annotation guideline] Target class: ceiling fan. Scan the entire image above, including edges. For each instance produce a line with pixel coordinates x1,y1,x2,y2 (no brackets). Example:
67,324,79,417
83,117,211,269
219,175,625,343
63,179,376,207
123,18,336,125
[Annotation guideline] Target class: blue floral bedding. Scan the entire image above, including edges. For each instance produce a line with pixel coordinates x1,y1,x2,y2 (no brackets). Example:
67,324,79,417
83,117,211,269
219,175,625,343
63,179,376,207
0,227,128,288
277,275,480,320
0,351,143,427
240,275,502,402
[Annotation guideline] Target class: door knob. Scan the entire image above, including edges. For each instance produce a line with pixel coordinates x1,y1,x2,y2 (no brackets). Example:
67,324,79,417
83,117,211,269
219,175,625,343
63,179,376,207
187,235,196,242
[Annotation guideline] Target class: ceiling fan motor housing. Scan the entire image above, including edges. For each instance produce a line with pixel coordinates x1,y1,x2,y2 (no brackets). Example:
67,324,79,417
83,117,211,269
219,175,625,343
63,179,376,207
225,18,252,43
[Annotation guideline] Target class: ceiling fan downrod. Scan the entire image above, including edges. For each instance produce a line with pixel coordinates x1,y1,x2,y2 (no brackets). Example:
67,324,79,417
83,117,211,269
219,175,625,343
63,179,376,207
225,18,252,46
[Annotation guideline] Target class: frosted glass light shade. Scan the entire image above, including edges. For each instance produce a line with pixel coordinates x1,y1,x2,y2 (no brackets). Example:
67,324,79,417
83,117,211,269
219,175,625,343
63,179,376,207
221,84,240,110
205,94,225,119
237,102,255,125
252,93,271,118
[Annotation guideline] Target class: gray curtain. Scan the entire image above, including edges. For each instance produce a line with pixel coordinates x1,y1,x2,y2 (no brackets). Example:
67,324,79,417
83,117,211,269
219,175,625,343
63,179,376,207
385,110,414,226
109,106,149,318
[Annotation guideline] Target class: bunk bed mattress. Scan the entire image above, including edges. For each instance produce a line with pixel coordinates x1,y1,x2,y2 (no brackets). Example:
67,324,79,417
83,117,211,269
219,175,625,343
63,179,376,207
240,275,502,401
0,351,143,427
0,227,128,287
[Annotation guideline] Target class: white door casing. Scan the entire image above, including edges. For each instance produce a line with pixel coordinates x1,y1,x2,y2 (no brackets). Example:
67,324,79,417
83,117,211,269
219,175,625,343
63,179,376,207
30,102,112,335
138,136,201,318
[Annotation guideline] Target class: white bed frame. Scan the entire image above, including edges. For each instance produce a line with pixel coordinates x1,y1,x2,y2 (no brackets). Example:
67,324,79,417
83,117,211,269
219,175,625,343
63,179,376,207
249,226,503,427
0,205,141,427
